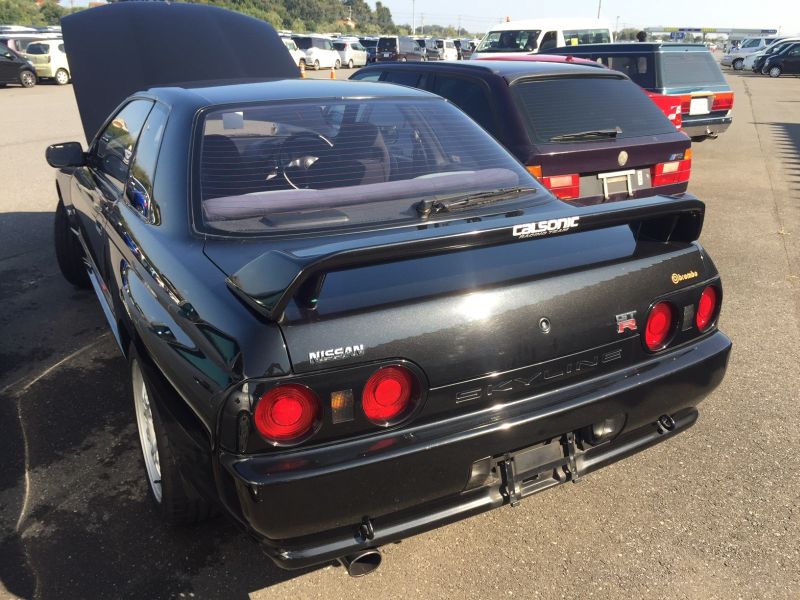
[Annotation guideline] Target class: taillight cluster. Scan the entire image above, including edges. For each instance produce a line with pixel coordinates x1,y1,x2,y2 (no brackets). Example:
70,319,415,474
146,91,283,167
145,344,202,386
540,173,580,200
644,285,720,352
252,364,421,445
652,149,692,187
679,93,734,114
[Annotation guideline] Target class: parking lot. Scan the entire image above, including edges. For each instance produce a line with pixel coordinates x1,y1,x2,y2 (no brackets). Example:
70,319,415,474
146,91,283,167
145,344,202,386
0,69,798,599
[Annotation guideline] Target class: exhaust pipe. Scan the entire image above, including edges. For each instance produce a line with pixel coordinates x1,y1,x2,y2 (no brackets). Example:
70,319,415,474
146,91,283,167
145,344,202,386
338,548,382,577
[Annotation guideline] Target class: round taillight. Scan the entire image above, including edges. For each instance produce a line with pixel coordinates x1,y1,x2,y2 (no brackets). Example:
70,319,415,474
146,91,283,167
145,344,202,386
362,366,418,425
254,384,320,444
645,302,675,351
696,286,718,332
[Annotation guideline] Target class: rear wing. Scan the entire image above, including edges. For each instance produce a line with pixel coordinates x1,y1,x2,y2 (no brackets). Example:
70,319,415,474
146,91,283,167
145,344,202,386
227,195,704,321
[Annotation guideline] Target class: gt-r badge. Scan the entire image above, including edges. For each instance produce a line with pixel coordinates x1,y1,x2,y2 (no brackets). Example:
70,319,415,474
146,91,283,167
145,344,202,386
512,216,580,239
616,311,637,333
618,150,629,166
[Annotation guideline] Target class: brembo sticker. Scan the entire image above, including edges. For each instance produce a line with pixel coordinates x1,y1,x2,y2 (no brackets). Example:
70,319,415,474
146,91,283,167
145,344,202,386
512,216,580,239
671,270,699,284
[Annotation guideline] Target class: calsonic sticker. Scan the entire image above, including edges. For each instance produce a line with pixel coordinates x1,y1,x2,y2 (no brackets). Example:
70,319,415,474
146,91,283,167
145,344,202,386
671,270,699,284
616,311,638,333
309,344,365,365
512,216,580,239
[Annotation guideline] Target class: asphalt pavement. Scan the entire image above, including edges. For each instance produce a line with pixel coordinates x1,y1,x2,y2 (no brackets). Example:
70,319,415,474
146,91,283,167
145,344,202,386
0,69,798,599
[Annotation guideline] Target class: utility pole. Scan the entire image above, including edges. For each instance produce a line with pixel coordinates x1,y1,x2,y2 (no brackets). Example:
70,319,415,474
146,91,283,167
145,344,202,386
458,15,462,36
597,0,602,19
421,13,424,36
412,0,416,35
615,15,620,37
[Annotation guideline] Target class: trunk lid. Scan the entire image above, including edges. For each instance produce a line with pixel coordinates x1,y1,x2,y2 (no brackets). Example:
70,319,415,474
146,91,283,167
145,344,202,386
204,196,708,387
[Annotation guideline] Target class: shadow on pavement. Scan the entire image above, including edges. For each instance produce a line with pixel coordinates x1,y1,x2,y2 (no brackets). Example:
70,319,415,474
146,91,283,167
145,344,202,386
0,213,313,599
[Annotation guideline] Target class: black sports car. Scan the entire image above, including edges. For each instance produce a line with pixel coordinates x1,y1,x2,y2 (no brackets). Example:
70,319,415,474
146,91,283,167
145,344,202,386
48,3,731,576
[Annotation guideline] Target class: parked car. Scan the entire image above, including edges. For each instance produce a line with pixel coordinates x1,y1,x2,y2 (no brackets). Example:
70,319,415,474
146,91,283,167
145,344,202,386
0,32,59,53
333,39,368,68
291,34,340,69
546,43,733,139
721,36,782,70
472,18,612,59
376,35,426,62
22,39,70,84
435,38,459,61
53,2,730,577
415,37,439,61
762,41,800,77
352,60,693,203
744,37,800,71
0,44,36,87
455,38,475,59
359,36,378,63
281,36,306,67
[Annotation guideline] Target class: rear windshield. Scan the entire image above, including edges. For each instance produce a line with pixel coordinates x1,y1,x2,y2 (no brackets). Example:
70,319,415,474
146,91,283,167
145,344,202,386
660,51,726,88
377,38,397,52
476,30,541,53
512,76,676,144
198,98,537,235
25,42,49,54
600,54,656,88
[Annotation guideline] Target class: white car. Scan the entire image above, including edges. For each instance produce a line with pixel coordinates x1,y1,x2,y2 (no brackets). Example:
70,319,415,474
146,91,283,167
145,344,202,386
332,39,367,68
22,39,70,84
743,37,800,71
291,35,340,70
435,38,459,61
281,37,306,67
721,36,782,70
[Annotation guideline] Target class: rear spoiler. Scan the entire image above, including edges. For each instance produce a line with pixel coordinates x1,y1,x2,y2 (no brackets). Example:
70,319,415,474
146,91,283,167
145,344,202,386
227,195,704,321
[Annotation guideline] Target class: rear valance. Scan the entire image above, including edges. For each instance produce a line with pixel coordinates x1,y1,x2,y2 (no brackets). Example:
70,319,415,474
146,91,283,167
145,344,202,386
226,195,704,321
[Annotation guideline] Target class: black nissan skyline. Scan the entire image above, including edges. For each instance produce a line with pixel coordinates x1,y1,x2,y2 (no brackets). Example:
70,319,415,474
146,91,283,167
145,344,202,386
48,3,731,576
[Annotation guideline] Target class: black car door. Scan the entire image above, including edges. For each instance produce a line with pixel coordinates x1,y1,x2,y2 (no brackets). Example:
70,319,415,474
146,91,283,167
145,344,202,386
0,47,18,83
785,45,800,73
70,99,154,295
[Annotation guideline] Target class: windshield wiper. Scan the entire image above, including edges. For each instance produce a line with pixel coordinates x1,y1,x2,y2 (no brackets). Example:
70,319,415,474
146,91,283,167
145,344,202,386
416,186,536,219
550,127,622,142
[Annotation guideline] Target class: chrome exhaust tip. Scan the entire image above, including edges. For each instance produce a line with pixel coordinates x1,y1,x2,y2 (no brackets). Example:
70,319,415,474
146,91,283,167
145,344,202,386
338,548,382,577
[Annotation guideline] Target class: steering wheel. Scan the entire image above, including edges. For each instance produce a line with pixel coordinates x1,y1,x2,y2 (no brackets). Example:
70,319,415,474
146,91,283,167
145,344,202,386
277,132,334,189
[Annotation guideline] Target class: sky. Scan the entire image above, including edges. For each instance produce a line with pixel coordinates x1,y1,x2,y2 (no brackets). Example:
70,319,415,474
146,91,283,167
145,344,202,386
378,0,800,36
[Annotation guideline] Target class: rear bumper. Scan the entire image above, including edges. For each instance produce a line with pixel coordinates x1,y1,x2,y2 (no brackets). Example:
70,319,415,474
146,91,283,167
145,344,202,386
218,331,731,569
682,115,732,138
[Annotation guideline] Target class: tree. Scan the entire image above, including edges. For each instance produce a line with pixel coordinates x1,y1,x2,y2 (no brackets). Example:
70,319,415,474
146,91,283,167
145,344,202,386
0,0,44,26
38,1,64,26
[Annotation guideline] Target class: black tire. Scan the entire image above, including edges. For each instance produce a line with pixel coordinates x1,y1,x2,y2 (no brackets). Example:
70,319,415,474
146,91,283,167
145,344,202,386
54,68,70,85
130,346,217,524
732,58,744,71
19,70,35,88
313,59,320,70
348,59,353,69
335,59,341,69
769,66,782,78
54,200,90,289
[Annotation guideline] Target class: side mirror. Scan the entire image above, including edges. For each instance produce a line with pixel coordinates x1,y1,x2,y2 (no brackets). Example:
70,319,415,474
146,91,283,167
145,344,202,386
46,142,86,168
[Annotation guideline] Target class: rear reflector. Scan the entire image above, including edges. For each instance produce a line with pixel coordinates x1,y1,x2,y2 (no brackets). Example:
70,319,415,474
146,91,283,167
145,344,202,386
645,302,676,351
696,286,719,331
541,173,580,200
711,92,734,112
526,165,543,178
362,365,418,425
652,158,691,187
254,384,320,443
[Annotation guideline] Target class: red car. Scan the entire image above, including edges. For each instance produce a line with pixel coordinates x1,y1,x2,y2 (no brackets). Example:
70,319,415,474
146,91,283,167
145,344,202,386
475,54,684,132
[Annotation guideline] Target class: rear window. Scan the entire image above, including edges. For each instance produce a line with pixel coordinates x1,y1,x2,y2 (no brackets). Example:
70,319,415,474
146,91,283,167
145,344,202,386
603,54,656,88
660,51,726,88
377,38,397,52
512,76,676,144
25,42,49,54
333,42,346,51
197,98,537,235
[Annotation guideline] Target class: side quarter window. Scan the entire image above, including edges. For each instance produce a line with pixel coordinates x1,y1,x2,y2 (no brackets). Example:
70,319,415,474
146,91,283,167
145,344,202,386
351,70,382,82
93,99,154,192
383,70,421,87
432,75,499,138
126,102,169,223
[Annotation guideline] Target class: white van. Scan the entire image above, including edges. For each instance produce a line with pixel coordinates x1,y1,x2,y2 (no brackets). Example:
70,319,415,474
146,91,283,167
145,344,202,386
471,19,612,59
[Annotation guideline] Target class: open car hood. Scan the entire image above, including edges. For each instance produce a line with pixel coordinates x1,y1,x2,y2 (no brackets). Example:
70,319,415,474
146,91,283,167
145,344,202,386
61,3,299,143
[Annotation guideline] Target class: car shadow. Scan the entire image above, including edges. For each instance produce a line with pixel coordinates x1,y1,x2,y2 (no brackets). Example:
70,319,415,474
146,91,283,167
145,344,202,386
0,212,320,599
757,122,800,190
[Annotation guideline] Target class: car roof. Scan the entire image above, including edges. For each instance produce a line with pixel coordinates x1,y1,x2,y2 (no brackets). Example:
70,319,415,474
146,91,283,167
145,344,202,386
145,78,437,108
549,42,709,53
476,54,605,68
359,59,623,84
485,18,609,30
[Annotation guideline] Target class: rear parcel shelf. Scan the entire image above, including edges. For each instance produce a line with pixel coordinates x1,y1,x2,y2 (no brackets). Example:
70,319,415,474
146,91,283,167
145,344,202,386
225,195,705,321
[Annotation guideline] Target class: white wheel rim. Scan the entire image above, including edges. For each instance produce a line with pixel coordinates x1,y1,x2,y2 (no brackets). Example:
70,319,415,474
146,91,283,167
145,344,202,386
56,70,68,84
132,359,162,502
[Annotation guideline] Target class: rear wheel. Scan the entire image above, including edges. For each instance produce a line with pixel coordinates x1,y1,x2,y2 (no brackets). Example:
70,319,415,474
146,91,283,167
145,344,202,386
335,59,341,69
769,66,782,78
54,200,90,289
54,68,70,85
347,59,353,69
732,58,744,70
313,59,320,70
19,70,36,88
130,347,217,524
